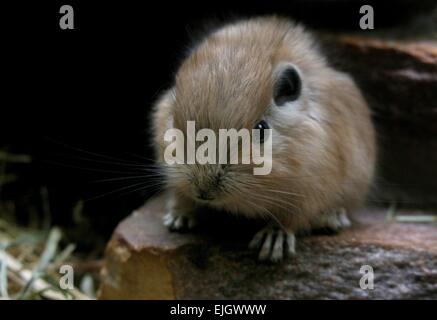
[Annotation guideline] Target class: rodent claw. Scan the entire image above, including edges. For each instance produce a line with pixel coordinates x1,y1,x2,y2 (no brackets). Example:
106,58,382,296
270,231,284,262
286,232,296,255
318,208,351,232
248,228,266,249
250,225,296,262
163,211,197,232
258,231,274,261
338,209,351,228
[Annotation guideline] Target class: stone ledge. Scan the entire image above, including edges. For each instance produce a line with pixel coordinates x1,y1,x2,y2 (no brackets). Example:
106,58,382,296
98,194,437,299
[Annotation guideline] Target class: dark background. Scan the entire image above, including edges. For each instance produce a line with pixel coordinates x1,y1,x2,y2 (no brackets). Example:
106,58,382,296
1,0,435,243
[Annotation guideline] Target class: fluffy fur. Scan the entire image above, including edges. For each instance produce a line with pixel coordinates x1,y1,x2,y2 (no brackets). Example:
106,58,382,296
152,16,376,260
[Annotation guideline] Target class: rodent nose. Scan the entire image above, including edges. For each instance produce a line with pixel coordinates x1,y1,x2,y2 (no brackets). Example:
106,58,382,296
197,189,214,201
195,172,223,201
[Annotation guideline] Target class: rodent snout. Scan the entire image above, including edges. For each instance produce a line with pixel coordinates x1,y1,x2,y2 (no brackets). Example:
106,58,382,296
196,189,215,201
193,171,223,201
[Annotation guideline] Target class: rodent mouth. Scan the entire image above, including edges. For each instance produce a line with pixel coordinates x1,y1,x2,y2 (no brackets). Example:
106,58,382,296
196,195,215,201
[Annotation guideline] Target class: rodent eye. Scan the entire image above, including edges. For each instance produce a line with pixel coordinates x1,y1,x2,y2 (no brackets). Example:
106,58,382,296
273,65,301,106
253,120,269,144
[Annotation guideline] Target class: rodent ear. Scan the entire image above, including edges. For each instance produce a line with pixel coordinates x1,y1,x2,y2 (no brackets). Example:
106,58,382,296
273,64,301,106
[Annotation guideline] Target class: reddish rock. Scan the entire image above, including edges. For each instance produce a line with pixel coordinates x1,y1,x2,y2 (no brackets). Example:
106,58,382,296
98,194,437,299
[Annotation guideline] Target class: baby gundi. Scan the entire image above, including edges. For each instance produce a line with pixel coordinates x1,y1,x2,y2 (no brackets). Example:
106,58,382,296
152,16,376,262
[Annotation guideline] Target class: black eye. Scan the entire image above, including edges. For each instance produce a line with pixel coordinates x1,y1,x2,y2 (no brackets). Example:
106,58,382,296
254,120,269,144
273,65,301,106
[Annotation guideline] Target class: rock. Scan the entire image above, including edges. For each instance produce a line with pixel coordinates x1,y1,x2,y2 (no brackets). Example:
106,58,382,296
98,194,437,299
327,36,437,129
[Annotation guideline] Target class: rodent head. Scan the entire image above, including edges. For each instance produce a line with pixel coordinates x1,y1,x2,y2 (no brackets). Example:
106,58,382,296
157,18,343,216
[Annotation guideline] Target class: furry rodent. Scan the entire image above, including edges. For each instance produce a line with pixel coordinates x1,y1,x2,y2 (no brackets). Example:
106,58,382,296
152,16,376,261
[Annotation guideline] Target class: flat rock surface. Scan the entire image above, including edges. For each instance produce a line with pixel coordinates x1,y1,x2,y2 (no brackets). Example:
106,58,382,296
98,194,437,299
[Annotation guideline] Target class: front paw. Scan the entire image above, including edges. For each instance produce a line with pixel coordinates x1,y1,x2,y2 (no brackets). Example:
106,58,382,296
319,208,351,232
249,224,296,262
163,210,197,232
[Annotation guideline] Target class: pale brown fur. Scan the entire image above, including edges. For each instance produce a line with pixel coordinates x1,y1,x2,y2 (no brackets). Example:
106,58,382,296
152,17,376,243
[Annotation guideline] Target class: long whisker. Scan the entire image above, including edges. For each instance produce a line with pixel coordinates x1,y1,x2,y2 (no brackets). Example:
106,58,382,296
265,188,304,198
44,137,151,165
84,180,164,201
122,152,159,163
48,151,160,169
251,193,300,213
225,184,288,229
90,173,164,183
110,183,166,200
43,160,155,175
229,180,301,213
